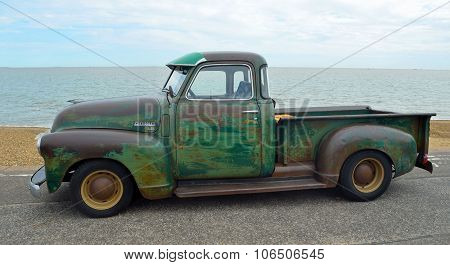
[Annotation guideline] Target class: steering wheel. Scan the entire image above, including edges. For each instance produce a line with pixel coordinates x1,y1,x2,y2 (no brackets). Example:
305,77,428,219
188,89,197,98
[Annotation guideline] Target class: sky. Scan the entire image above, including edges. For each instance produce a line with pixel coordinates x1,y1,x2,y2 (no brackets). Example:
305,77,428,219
0,0,450,69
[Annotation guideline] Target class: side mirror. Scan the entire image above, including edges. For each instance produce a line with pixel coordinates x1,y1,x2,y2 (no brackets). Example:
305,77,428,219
272,98,276,108
162,85,175,98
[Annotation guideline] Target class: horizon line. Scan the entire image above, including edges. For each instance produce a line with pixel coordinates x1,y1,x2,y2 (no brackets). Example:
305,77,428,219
1,65,449,71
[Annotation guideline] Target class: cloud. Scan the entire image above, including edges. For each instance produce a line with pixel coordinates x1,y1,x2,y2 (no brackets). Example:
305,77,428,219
0,0,449,67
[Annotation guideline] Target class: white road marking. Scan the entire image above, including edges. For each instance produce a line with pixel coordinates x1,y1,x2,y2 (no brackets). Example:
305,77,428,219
0,174,32,177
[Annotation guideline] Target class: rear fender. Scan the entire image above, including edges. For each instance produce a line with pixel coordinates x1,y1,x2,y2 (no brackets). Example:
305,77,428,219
40,129,173,199
315,125,417,185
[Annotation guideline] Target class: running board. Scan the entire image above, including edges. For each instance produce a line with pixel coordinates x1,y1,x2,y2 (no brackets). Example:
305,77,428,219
175,176,327,198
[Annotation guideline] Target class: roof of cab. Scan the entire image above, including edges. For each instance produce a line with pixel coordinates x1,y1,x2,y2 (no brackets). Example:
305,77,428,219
167,51,267,69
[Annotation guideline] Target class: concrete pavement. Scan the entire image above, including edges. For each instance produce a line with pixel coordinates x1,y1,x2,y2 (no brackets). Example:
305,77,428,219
0,152,449,244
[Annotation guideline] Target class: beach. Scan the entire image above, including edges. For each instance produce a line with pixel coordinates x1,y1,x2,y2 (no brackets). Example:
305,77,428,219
430,121,450,151
0,122,449,167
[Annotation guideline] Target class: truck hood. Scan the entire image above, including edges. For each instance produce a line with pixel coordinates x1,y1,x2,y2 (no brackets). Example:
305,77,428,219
51,96,162,133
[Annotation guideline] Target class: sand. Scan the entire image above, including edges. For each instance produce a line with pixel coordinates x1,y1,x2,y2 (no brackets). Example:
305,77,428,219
0,127,47,167
0,121,449,167
429,121,450,151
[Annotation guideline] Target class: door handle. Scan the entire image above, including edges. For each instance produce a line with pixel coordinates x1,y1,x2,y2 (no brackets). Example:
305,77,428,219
242,110,259,121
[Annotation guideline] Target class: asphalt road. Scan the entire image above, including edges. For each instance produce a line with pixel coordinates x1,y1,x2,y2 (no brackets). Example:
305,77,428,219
1,152,449,244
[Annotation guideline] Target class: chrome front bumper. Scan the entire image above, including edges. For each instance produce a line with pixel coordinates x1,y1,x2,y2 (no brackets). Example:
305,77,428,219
28,166,46,198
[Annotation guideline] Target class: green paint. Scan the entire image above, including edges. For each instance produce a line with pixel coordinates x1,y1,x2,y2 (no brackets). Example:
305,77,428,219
259,99,275,176
40,130,173,199
44,147,79,192
105,141,173,199
167,52,205,67
175,99,262,179
36,52,434,201
51,96,161,133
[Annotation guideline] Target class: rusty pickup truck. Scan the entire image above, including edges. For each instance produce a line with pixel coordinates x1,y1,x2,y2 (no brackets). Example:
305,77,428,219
29,52,435,217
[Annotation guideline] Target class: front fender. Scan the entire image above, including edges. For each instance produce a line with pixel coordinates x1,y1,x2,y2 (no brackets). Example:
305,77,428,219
315,125,417,185
40,129,173,199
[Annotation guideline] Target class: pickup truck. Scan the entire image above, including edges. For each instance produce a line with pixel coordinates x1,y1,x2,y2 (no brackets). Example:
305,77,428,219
29,51,435,217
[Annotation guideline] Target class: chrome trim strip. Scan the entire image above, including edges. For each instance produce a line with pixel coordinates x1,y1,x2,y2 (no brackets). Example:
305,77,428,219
242,110,259,113
184,63,255,101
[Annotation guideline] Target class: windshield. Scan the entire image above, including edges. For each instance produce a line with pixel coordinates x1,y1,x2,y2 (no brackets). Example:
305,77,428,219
164,67,189,96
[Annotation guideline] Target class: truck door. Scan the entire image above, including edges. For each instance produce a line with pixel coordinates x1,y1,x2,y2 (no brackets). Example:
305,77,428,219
176,63,262,179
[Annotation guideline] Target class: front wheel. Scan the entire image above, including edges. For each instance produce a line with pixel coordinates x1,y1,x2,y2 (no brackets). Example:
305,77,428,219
339,150,392,201
70,160,135,218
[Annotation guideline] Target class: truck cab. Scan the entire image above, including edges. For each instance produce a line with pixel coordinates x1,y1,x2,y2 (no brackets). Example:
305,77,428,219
165,52,275,180
30,52,435,217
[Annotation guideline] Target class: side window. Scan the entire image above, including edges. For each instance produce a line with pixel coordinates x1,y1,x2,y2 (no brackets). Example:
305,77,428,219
188,69,226,98
187,65,253,100
260,66,270,99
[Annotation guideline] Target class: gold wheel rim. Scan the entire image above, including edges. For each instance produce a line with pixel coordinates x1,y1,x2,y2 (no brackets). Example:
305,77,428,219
352,158,384,193
80,170,123,210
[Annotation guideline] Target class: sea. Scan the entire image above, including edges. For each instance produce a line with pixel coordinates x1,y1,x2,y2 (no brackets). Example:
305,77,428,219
0,67,449,127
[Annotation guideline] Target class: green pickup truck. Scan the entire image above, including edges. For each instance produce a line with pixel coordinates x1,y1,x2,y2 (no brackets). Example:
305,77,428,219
29,52,435,217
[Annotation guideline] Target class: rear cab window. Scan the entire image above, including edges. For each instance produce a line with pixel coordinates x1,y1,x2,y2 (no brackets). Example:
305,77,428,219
260,65,270,99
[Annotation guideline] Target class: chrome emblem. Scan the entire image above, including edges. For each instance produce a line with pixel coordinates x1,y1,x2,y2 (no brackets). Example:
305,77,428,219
133,121,157,127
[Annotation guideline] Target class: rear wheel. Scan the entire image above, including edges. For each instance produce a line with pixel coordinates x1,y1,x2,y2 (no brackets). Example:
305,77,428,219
339,150,392,201
70,160,134,217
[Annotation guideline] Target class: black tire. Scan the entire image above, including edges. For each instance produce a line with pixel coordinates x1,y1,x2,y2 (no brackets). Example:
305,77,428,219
70,160,135,218
339,150,392,201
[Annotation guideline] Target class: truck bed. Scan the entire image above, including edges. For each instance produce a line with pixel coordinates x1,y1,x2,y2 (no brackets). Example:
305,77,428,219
274,105,435,168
